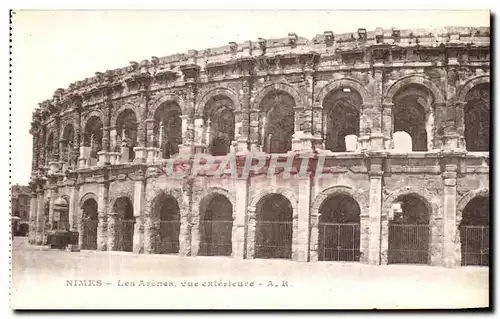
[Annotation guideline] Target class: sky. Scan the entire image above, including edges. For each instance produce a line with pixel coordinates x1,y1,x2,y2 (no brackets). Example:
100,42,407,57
10,9,490,185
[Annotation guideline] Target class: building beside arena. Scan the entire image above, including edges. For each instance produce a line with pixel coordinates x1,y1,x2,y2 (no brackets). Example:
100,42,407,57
11,184,31,236
28,27,490,267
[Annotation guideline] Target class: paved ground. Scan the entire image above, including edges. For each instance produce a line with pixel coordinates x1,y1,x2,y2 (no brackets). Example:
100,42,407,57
11,237,489,309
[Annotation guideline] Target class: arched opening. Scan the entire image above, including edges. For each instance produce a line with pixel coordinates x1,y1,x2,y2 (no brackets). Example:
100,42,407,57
204,95,235,156
259,91,295,154
81,198,98,250
393,85,433,152
318,194,361,262
154,193,181,254
114,197,134,252
199,193,233,256
116,109,138,161
153,102,182,159
84,116,103,161
459,195,489,266
388,194,431,264
46,132,54,165
323,88,361,152
61,124,74,167
255,193,293,259
464,83,490,152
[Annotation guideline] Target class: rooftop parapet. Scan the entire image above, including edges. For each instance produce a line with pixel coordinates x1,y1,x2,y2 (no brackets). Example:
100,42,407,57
33,26,490,116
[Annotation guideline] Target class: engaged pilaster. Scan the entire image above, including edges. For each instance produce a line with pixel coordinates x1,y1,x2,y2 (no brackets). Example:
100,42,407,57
442,163,460,267
368,155,384,265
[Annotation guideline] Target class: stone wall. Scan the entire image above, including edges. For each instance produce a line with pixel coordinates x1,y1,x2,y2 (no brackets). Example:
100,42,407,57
28,26,490,267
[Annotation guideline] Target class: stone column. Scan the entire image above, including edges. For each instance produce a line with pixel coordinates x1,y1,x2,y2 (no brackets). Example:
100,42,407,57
179,115,192,154
293,69,315,152
28,192,38,244
442,164,460,267
193,116,206,154
72,107,82,169
455,102,467,150
245,206,257,259
106,213,117,251
109,126,117,151
78,208,84,250
134,94,148,162
439,101,464,151
47,188,54,229
53,116,61,162
249,109,260,152
68,185,78,231
179,84,196,155
145,119,155,148
143,213,157,254
293,173,311,262
236,78,251,153
190,192,200,256
291,105,306,151
144,119,159,162
368,156,384,265
179,183,192,256
37,129,45,169
98,126,110,166
133,216,144,254
232,178,248,258
31,133,38,175
97,184,108,251
371,67,384,150
311,103,324,151
102,101,111,153
381,103,393,150
133,177,145,254
35,190,44,245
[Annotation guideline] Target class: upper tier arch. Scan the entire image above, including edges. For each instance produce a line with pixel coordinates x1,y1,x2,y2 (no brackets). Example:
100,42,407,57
251,82,302,111
383,74,445,105
148,94,185,119
315,78,371,106
196,88,239,117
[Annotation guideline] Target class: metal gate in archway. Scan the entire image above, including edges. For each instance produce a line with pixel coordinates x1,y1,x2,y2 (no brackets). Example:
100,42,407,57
158,220,180,254
318,222,360,262
81,219,98,250
388,224,430,264
118,219,135,252
200,220,233,256
460,225,489,266
255,220,293,259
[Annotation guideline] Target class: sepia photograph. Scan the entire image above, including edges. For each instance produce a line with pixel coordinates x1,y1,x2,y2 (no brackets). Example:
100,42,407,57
9,9,490,310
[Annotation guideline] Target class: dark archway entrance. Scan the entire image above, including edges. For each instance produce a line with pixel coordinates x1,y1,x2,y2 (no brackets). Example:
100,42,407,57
81,198,98,250
388,194,430,264
154,194,181,254
116,109,138,161
393,84,433,152
84,116,104,162
204,95,235,156
323,88,361,152
19,223,29,236
259,91,295,154
460,195,489,266
114,197,134,252
153,102,182,159
255,194,293,259
318,194,361,261
464,83,490,152
199,194,233,256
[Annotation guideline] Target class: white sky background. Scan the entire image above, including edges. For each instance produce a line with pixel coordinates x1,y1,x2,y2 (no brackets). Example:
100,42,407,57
10,10,490,185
